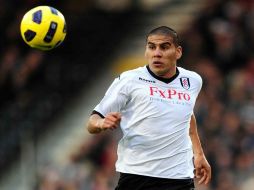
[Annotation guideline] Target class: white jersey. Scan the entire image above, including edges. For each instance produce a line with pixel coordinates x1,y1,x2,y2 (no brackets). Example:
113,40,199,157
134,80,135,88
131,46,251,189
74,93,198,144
94,66,202,179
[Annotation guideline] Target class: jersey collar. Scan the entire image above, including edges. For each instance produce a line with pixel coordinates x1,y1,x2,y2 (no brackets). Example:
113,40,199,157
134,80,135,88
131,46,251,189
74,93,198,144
146,65,179,84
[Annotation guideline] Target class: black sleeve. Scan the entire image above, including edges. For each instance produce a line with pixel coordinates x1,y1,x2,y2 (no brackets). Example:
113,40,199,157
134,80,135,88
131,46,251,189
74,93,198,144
91,110,105,118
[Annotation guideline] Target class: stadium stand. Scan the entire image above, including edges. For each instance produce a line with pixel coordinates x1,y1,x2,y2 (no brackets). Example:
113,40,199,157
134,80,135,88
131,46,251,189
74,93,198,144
0,0,139,178
0,0,254,190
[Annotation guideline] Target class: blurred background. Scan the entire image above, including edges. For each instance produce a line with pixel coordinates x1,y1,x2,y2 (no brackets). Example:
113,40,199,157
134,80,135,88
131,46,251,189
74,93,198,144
0,0,254,189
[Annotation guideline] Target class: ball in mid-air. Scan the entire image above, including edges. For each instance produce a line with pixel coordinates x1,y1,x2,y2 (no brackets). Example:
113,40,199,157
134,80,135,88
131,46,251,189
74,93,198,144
20,6,67,51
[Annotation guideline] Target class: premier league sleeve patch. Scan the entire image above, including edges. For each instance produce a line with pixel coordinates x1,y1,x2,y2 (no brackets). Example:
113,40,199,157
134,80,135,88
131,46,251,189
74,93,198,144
180,77,190,90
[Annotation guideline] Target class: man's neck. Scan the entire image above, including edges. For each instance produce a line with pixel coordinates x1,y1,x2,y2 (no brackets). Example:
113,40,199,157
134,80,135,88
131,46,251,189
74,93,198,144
146,65,179,84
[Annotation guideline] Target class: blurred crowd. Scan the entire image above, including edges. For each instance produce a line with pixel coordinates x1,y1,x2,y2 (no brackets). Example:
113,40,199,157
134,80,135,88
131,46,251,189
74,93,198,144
184,0,254,189
0,0,137,179
1,0,254,190
0,0,47,173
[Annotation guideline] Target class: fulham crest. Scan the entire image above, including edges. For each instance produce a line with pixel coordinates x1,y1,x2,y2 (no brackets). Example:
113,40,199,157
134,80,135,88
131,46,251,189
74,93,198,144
180,77,190,90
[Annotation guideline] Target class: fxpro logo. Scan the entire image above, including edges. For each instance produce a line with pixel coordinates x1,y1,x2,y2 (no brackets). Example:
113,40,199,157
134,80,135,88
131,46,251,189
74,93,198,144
149,86,191,101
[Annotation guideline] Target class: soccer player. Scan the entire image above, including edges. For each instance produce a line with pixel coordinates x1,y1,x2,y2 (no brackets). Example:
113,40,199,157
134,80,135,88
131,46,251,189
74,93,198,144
87,26,211,190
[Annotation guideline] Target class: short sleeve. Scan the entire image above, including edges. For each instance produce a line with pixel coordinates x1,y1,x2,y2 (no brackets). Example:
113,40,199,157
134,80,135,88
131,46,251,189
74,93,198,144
93,75,130,117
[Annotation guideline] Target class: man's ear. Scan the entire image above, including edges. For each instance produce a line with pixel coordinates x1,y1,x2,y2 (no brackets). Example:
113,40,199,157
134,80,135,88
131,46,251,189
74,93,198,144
144,49,148,59
176,46,182,60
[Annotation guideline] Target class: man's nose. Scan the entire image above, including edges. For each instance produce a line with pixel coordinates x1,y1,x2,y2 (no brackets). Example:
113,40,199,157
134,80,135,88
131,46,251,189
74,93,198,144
154,48,162,57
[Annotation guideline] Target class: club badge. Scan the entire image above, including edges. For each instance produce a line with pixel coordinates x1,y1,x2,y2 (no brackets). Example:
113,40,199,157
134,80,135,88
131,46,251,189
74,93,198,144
180,77,190,90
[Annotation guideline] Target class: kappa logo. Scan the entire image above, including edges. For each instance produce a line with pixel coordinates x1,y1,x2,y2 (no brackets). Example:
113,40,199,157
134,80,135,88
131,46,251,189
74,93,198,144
180,77,190,90
139,77,156,83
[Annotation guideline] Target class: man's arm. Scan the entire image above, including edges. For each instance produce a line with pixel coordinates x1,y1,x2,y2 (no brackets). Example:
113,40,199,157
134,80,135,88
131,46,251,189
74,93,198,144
87,112,121,134
189,114,211,185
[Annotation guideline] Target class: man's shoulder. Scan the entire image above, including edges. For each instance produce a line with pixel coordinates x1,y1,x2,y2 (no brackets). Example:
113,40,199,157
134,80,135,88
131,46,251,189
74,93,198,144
178,67,202,82
119,66,146,80
106,68,144,93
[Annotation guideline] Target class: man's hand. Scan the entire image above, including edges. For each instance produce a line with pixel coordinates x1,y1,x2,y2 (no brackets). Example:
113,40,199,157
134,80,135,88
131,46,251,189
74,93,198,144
194,153,211,185
98,112,121,131
87,112,121,134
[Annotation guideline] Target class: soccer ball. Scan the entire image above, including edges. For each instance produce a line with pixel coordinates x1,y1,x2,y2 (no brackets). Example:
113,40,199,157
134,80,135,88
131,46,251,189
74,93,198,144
20,6,67,51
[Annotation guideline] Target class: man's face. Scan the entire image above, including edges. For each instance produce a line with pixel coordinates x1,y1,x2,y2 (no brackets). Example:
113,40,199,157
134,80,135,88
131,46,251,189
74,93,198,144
145,34,182,78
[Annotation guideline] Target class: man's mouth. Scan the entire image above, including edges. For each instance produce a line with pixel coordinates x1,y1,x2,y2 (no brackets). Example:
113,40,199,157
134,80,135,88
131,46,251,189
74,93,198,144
153,61,163,66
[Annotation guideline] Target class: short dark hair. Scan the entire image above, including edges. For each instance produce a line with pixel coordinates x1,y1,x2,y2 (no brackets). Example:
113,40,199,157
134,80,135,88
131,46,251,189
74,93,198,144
146,26,180,46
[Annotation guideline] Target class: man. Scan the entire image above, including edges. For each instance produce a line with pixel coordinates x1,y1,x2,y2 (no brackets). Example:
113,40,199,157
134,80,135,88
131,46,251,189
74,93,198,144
87,26,211,190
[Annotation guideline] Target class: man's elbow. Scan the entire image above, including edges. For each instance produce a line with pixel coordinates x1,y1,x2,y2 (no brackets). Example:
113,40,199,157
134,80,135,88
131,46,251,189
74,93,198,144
87,126,93,134
86,123,101,134
86,114,103,134
86,123,94,134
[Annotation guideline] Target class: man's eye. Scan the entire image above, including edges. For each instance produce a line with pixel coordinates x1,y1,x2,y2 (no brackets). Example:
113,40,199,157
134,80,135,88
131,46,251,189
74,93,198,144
148,45,155,49
161,45,169,50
